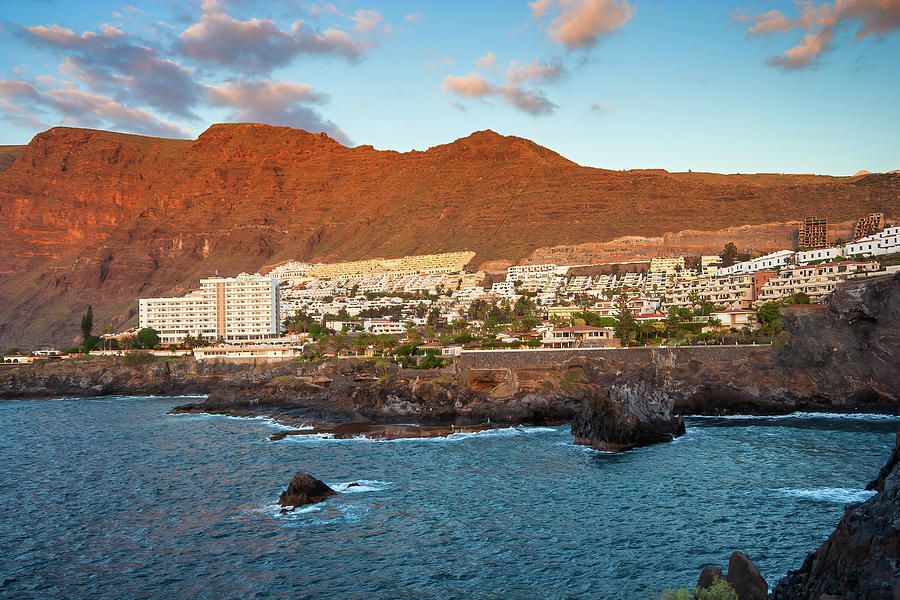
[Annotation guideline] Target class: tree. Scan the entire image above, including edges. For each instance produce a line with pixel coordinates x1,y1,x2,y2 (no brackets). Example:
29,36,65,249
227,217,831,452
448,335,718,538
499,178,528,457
137,327,160,349
721,242,739,268
757,302,782,336
613,294,635,342
80,305,99,352
81,305,93,341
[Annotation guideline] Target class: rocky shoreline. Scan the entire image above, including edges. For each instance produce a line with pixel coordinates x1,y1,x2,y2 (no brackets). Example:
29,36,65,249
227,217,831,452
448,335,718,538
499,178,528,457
2,274,898,446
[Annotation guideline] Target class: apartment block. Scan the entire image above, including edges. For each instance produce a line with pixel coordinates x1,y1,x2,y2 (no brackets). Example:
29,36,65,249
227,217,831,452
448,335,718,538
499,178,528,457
758,261,881,302
649,256,685,275
799,217,828,249
844,226,900,258
507,263,557,282
139,274,280,346
852,213,885,241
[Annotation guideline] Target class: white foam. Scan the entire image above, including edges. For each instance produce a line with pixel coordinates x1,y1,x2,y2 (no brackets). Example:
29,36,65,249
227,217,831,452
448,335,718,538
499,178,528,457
688,412,899,421
280,425,563,443
167,411,312,431
250,501,323,519
328,480,393,493
771,487,877,503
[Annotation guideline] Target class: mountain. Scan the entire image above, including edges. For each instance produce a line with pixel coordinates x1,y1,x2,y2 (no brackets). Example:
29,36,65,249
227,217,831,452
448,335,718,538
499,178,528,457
1,123,898,348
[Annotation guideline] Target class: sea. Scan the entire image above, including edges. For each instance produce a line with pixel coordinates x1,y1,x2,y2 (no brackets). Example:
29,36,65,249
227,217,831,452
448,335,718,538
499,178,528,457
0,396,897,599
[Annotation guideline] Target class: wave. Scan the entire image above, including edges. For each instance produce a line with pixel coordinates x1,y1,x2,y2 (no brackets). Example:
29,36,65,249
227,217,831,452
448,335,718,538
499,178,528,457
771,487,877,503
166,412,312,431
688,412,899,421
327,480,393,493
279,425,563,444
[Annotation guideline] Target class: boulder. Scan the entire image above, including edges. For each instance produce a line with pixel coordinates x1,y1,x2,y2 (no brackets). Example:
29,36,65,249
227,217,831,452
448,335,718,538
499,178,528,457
278,472,338,508
697,565,724,590
571,380,685,452
725,551,767,600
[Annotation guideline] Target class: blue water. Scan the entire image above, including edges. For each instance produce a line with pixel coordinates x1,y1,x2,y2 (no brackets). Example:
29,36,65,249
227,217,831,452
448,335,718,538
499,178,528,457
0,397,897,599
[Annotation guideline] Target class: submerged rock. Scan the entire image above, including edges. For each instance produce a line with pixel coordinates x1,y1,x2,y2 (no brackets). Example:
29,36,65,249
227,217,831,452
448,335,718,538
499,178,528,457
570,380,684,452
278,472,338,508
771,428,900,600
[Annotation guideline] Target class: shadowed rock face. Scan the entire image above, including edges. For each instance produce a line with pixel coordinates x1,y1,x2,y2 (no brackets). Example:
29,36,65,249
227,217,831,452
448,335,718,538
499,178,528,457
570,376,685,452
771,428,900,600
278,472,337,508
2,123,898,348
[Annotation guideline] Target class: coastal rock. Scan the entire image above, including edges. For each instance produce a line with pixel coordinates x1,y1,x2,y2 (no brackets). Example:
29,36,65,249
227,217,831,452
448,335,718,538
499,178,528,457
771,429,900,600
725,551,767,600
570,378,685,452
278,472,337,508
697,565,724,590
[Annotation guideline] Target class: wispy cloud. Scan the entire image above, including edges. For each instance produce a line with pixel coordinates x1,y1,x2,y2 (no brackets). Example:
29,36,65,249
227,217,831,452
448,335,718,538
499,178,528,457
176,0,370,74
506,58,564,83
529,0,634,50
0,78,192,137
440,71,557,116
23,23,202,120
735,0,900,69
475,51,497,68
206,79,349,143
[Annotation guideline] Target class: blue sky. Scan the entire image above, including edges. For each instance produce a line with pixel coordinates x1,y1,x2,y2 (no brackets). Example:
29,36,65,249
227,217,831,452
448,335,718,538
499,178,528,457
1,0,898,175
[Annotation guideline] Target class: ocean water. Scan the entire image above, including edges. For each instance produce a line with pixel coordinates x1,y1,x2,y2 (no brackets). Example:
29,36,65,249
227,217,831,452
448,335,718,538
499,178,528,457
0,397,896,600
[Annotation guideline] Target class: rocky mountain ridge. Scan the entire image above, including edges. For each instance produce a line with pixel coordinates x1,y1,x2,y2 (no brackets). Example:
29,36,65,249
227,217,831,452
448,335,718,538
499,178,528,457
1,123,898,348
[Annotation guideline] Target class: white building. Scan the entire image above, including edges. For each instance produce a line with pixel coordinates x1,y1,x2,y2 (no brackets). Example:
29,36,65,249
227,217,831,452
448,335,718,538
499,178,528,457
796,247,843,265
845,226,900,258
193,346,301,361
362,319,406,335
715,250,795,276
507,264,556,282
139,274,280,346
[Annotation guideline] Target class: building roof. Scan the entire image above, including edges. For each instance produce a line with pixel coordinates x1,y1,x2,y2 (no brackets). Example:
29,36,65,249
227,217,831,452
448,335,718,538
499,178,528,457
552,325,612,332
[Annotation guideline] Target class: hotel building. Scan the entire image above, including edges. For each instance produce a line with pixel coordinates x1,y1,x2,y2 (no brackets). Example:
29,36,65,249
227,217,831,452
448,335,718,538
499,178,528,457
139,274,281,346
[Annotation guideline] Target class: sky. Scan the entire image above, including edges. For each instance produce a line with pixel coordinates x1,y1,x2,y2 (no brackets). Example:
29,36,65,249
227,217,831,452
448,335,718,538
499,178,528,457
0,0,898,175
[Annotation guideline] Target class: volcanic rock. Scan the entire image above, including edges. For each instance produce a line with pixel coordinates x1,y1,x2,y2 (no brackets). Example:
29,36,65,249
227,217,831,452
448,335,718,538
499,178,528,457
725,551,767,600
278,472,337,508
570,377,685,452
697,565,724,590
771,428,900,600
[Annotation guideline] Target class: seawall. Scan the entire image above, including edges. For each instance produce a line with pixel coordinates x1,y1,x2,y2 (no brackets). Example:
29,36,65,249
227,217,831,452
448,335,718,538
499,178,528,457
456,345,765,370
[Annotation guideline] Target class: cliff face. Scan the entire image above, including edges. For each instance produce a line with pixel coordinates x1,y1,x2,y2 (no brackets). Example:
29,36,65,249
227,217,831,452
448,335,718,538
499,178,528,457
771,428,900,600
1,123,899,348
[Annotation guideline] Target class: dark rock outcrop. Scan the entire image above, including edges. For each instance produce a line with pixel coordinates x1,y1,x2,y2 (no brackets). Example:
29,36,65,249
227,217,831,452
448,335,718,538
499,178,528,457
570,376,685,452
771,428,900,600
694,552,767,600
278,472,337,508
725,551,768,600
697,565,724,590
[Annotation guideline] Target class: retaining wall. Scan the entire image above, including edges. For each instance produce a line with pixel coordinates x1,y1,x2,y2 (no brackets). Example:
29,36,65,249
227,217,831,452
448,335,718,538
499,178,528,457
456,344,766,370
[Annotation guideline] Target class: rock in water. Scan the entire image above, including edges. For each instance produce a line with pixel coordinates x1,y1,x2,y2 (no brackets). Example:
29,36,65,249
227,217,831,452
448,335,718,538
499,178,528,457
278,472,338,508
570,382,684,452
772,428,900,599
725,551,767,600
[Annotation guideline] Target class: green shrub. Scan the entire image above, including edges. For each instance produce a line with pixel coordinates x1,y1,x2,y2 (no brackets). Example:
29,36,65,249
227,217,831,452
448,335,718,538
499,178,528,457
661,589,693,600
695,578,738,600
661,578,737,600
121,351,155,367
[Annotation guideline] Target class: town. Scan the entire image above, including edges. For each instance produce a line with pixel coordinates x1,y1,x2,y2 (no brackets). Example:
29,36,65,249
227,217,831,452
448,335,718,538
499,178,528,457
5,214,898,364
